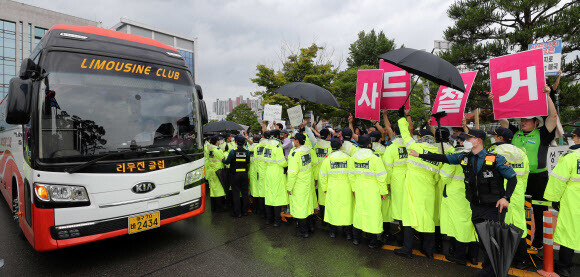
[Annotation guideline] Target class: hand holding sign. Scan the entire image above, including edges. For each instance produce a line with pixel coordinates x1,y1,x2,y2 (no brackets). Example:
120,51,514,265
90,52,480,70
430,71,478,127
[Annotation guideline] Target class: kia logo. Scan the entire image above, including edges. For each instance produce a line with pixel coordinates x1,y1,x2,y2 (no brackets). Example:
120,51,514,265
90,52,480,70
132,182,156,194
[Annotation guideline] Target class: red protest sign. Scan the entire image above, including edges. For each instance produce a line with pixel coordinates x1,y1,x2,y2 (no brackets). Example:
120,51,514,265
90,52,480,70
380,60,410,110
355,69,383,121
490,49,547,119
430,71,478,127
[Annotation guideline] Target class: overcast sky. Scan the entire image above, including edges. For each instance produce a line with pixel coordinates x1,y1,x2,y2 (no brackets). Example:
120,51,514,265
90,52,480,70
18,0,455,112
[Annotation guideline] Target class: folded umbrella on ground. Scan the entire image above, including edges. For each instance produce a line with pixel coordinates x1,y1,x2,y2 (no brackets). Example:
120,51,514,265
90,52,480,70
474,211,524,277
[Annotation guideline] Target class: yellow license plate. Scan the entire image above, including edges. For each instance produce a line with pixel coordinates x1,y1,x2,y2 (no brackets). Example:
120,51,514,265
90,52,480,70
128,211,160,234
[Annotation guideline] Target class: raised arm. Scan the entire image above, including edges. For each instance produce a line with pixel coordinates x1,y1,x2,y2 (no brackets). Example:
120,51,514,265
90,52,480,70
348,114,359,141
382,110,395,140
397,110,413,145
552,70,562,91
543,84,558,132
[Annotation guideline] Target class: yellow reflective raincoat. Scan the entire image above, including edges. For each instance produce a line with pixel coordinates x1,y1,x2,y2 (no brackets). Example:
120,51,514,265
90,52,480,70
206,144,226,197
319,150,354,226
342,140,359,156
398,118,442,233
287,145,317,219
263,139,288,206
351,148,388,234
494,144,529,238
314,139,332,205
439,147,476,243
382,137,408,221
544,147,580,250
434,143,454,227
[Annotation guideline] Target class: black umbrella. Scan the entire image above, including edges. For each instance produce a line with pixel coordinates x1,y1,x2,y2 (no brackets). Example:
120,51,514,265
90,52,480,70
474,211,524,277
274,82,340,108
215,168,230,192
203,120,244,133
378,48,466,92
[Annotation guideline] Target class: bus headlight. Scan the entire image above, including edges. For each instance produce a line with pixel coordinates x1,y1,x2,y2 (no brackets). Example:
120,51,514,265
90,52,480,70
184,167,204,189
34,183,90,203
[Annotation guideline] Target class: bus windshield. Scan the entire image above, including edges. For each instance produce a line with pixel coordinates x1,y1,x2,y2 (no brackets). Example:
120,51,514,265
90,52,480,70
38,52,201,163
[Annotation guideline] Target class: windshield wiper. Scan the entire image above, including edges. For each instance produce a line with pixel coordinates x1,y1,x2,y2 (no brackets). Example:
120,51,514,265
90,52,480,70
65,150,141,174
136,144,195,162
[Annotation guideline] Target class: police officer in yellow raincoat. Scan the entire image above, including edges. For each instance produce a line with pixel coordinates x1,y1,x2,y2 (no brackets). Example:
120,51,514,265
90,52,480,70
314,128,332,219
341,128,359,156
350,135,388,249
287,133,318,238
382,123,408,244
206,136,226,212
248,135,261,214
263,130,288,227
439,139,478,266
394,111,442,259
253,132,269,216
319,138,354,240
544,127,580,277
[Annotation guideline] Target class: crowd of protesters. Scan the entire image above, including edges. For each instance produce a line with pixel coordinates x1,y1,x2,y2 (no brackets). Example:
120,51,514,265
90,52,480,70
203,85,577,277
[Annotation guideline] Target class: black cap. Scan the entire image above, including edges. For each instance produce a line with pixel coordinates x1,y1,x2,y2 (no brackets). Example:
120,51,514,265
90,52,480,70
391,123,400,135
235,135,246,145
487,127,514,141
459,129,486,140
280,129,289,135
342,128,353,140
418,128,433,138
330,137,342,150
358,135,372,148
271,129,281,139
210,135,220,145
294,133,306,145
369,130,382,142
319,128,330,139
563,127,580,138
263,130,271,139
253,135,261,143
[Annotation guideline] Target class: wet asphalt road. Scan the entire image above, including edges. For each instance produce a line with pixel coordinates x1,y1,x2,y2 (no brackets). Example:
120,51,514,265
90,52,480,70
0,194,574,277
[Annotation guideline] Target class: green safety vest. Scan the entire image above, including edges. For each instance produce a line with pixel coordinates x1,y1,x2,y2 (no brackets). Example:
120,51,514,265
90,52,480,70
512,129,545,173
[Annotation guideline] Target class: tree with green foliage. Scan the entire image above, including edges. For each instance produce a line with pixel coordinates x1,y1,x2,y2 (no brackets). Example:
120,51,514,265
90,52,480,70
225,104,261,134
347,29,396,69
251,44,338,122
440,0,579,123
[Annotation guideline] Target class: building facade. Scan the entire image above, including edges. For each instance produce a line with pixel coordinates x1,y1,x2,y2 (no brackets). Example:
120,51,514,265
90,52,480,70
211,96,262,120
0,0,99,98
112,18,198,82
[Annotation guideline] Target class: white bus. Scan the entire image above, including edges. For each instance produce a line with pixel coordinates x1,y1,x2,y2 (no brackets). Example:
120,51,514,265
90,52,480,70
0,25,208,251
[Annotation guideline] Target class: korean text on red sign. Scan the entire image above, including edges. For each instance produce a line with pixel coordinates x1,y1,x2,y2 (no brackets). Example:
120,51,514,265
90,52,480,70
430,71,478,127
355,69,383,121
379,60,410,110
490,49,547,120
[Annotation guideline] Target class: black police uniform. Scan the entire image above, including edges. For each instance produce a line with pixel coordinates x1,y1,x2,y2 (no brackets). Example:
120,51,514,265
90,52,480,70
224,145,251,217
420,148,517,277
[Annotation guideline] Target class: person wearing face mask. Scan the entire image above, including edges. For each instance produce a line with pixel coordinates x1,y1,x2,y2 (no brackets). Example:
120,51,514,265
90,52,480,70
490,85,558,249
544,127,580,277
408,128,518,277
485,127,530,269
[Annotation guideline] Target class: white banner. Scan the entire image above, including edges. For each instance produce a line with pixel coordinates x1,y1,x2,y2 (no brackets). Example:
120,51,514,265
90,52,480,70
262,104,282,123
287,105,303,128
547,145,570,174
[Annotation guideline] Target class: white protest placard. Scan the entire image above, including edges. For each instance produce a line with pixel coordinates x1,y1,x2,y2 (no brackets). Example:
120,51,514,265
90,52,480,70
529,40,562,76
547,145,569,174
262,104,282,122
287,105,303,128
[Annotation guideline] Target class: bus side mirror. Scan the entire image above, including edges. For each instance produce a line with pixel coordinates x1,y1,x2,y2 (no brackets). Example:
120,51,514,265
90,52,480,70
6,77,33,124
19,58,40,80
195,84,203,100
199,99,208,125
